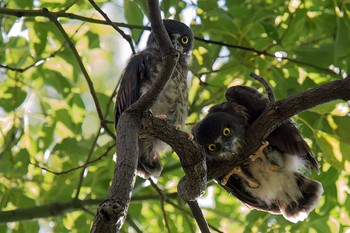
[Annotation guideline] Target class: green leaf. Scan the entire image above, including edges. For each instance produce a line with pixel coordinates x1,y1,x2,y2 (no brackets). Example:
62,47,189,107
124,0,144,42
0,85,27,112
335,16,350,60
52,138,90,163
309,101,340,114
333,116,350,144
11,0,33,8
85,31,100,49
315,130,343,171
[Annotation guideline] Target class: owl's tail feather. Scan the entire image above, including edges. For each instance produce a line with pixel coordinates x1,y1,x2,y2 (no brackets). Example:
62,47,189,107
280,173,324,223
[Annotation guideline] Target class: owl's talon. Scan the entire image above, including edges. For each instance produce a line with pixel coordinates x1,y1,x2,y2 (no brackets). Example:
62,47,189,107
139,134,147,139
250,140,269,161
155,114,168,122
270,164,281,172
174,124,181,130
246,178,260,189
183,130,194,140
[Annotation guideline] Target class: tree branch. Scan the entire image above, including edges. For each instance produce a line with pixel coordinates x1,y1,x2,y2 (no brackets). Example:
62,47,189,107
250,72,275,102
88,0,136,54
0,199,103,223
194,36,340,76
141,113,207,201
187,201,210,233
0,193,179,223
149,179,172,233
0,8,148,30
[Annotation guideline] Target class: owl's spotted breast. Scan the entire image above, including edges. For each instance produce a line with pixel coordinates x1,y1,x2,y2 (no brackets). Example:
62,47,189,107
140,48,189,126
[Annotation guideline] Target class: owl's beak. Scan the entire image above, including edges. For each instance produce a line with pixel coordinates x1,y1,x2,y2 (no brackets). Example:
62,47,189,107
172,34,184,53
222,141,235,154
216,138,237,155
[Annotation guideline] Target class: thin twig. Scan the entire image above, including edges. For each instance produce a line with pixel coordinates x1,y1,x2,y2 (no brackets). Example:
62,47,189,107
0,8,148,30
0,19,85,73
46,10,115,139
194,36,339,76
149,178,172,233
74,130,101,199
166,200,223,233
250,72,275,102
88,0,136,54
29,143,115,175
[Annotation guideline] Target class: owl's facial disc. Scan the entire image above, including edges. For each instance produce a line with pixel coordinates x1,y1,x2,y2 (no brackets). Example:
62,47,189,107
171,34,184,53
216,137,242,159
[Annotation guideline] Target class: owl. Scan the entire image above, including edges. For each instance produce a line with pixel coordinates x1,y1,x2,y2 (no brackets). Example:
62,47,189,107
192,86,323,223
114,20,193,179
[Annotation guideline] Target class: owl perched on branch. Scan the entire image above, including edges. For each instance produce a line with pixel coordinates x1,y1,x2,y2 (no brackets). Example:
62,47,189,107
114,20,193,179
192,86,323,223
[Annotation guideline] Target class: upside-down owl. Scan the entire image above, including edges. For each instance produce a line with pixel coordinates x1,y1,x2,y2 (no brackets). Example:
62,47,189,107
192,86,323,223
115,20,193,179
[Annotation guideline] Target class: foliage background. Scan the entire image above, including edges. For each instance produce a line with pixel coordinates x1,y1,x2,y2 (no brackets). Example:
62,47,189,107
1,0,350,232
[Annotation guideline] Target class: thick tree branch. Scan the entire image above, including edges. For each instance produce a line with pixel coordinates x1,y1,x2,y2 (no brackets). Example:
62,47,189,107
207,76,350,179
187,201,210,233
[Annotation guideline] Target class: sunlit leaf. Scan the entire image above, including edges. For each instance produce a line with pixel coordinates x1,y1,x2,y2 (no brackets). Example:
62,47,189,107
124,0,144,42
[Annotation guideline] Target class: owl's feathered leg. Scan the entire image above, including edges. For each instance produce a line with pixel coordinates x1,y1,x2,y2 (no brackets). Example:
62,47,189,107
250,141,281,172
221,166,260,188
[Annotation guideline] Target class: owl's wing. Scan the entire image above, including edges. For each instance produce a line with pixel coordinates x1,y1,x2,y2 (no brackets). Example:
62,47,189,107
225,85,320,173
225,85,269,124
114,53,151,125
267,121,320,173
218,177,281,214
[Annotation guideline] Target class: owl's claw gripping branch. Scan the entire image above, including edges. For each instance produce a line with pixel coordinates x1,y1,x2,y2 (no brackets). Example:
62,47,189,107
175,127,194,140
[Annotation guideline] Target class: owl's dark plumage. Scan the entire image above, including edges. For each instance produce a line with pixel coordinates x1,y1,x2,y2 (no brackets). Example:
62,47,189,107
192,86,323,223
115,20,193,178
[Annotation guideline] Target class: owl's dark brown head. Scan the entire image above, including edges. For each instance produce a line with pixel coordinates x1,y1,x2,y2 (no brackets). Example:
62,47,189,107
192,109,248,160
147,19,194,55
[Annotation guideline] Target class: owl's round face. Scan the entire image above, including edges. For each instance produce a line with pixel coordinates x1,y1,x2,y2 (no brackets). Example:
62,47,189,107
193,112,247,160
146,19,194,56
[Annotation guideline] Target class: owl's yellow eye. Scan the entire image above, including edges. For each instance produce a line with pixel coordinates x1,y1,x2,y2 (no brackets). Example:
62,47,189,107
181,36,189,44
208,144,217,152
223,128,231,137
